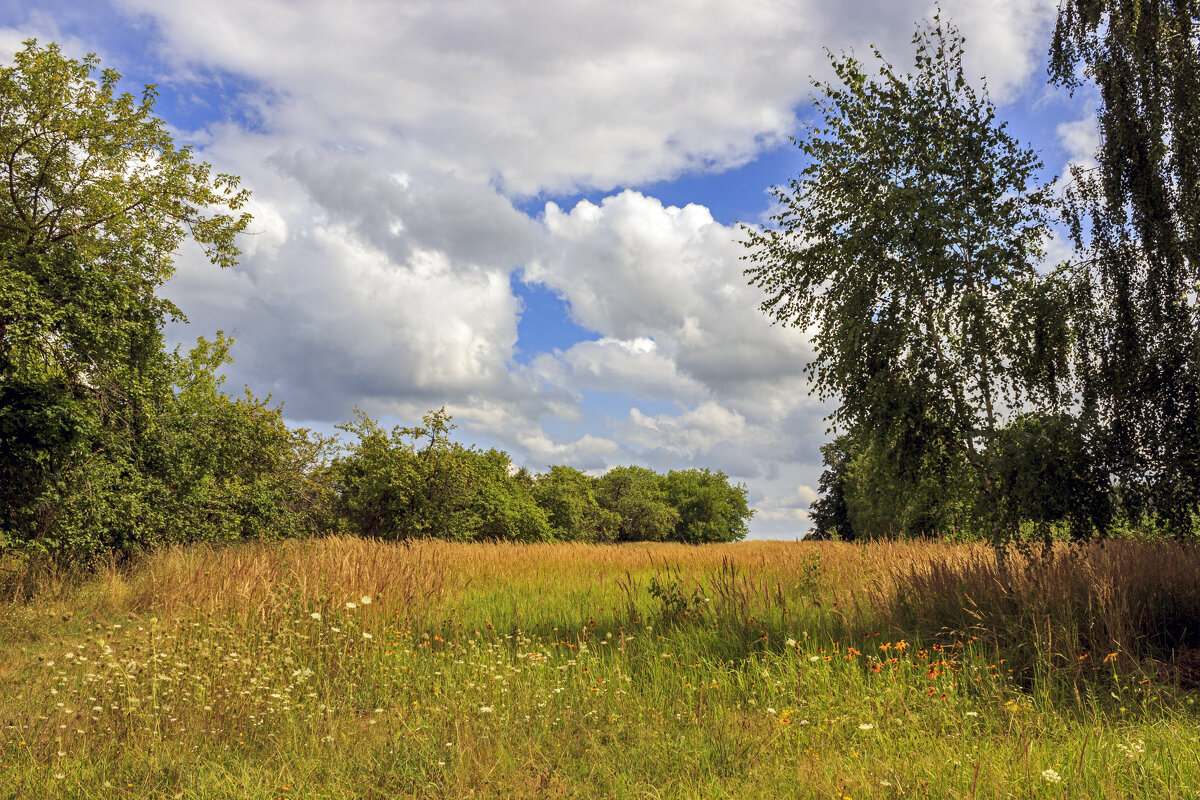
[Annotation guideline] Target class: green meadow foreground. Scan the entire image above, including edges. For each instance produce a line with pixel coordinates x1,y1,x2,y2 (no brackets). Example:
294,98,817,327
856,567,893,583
2,540,1199,798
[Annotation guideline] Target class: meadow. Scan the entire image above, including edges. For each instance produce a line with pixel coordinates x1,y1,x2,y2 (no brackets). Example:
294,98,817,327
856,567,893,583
2,538,1199,799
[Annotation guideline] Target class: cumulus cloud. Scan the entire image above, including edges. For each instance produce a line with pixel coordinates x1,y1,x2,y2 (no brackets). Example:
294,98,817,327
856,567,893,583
528,191,815,402
114,0,1057,196
1057,112,1101,169
529,337,708,405
935,0,1060,103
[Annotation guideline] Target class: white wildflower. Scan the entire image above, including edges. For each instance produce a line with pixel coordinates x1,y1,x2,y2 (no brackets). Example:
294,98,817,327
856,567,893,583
1042,769,1062,784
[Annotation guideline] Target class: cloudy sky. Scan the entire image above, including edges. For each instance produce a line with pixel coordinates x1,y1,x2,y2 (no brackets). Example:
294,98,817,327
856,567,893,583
1,0,1097,538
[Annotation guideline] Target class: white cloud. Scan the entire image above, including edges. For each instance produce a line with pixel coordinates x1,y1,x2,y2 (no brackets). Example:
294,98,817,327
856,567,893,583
935,0,1060,103
1057,112,1100,168
530,337,708,405
115,0,1058,196
528,190,815,402
624,402,750,457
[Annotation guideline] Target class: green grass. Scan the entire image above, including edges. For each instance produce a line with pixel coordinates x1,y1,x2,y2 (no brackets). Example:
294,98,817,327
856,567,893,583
1,538,1198,798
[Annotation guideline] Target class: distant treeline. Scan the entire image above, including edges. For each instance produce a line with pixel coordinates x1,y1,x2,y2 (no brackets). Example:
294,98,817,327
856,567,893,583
334,408,751,545
2,332,751,561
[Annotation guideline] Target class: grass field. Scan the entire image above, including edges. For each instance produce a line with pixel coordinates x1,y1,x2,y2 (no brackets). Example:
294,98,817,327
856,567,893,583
2,537,1199,798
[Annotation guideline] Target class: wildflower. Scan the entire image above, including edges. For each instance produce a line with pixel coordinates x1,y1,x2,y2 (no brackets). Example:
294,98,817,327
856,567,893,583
1041,769,1061,784
965,711,979,717
858,723,874,730
345,602,357,610
363,632,374,640
479,706,494,713
809,655,821,662
310,612,322,621
361,595,372,605
786,638,797,647
767,708,777,714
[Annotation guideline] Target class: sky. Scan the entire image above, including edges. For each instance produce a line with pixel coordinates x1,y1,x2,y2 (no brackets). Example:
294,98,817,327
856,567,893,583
0,0,1098,538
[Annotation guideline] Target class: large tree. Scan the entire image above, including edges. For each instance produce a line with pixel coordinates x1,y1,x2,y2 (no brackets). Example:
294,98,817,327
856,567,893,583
0,40,249,393
0,42,334,559
743,18,1069,540
1050,1,1200,529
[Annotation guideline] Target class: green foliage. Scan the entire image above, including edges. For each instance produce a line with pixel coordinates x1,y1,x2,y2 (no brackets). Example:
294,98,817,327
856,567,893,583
744,18,1070,543
990,413,1109,540
0,41,250,275
661,468,752,543
333,408,552,542
333,408,465,540
332,417,753,544
0,43,331,562
1051,1,1200,531
468,448,552,542
594,465,681,542
532,465,618,542
810,426,979,541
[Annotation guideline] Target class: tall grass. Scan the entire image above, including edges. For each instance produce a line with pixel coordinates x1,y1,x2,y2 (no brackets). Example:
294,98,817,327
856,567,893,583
1,537,1198,798
883,541,1200,689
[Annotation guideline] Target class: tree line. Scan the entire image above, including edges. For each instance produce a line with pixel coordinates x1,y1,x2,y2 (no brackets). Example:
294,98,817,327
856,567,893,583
0,41,750,563
744,3,1200,543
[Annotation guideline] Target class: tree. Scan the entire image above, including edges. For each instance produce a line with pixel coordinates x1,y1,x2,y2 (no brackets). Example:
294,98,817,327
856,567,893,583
595,466,680,542
0,42,340,561
660,468,753,543
990,412,1108,539
334,408,552,542
334,408,472,540
808,426,978,541
467,448,552,542
808,436,853,540
743,18,1067,541
533,465,618,542
1050,1,1200,530
0,41,249,420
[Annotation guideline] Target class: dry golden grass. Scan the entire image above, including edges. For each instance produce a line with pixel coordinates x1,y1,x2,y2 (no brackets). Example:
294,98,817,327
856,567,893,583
6,536,1199,679
884,540,1200,681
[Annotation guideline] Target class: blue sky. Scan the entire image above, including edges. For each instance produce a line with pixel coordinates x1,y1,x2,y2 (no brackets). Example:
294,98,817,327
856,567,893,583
0,0,1097,538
